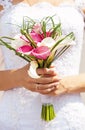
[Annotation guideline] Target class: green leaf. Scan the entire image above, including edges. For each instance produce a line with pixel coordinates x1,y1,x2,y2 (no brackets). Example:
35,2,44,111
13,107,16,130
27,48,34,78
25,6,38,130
51,23,62,38
0,38,32,62
51,32,75,52
0,36,15,41
42,21,46,37
22,16,35,31
44,50,56,68
53,45,70,61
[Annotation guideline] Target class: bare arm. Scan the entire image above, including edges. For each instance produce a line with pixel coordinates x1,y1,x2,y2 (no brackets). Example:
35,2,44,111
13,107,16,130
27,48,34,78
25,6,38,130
0,65,30,90
0,5,3,11
0,69,18,90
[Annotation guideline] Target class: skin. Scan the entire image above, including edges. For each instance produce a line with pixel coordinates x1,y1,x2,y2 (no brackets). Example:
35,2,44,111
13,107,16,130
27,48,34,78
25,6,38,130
0,48,5,70
0,5,3,11
47,73,85,96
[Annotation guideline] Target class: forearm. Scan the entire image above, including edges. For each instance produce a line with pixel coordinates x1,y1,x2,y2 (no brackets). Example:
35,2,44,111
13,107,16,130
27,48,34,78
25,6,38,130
0,5,3,11
0,69,19,90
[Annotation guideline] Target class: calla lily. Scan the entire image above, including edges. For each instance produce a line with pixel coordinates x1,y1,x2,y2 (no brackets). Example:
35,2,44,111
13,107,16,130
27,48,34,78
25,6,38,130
30,32,43,43
20,32,43,44
44,31,52,37
31,46,50,60
30,32,52,44
11,34,27,49
39,37,55,48
28,61,40,78
39,31,52,39
17,45,33,54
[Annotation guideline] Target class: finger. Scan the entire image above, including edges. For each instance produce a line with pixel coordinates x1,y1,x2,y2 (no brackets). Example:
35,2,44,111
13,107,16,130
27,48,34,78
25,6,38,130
35,82,59,90
32,75,61,84
24,83,55,94
37,67,57,76
48,84,67,96
36,82,59,95
38,86,56,95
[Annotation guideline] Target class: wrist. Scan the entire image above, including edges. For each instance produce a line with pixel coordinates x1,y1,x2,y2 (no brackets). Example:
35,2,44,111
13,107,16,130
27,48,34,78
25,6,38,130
60,75,85,94
9,69,20,88
13,65,30,87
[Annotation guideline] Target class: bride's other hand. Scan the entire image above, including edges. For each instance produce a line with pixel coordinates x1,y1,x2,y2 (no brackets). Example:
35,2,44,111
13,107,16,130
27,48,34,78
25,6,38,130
47,74,85,96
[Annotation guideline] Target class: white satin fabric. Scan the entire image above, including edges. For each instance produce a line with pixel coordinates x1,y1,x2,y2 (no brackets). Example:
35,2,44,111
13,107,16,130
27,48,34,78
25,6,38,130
0,2,85,130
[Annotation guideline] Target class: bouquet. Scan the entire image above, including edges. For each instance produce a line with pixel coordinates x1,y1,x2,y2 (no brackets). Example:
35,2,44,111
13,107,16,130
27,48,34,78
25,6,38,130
0,15,75,122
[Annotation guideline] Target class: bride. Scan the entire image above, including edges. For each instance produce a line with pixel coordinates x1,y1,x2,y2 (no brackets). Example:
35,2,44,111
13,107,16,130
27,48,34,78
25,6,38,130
0,0,85,130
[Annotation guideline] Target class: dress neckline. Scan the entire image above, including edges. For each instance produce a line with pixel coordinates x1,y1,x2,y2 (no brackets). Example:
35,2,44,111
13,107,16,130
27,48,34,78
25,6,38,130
14,1,74,10
17,1,55,8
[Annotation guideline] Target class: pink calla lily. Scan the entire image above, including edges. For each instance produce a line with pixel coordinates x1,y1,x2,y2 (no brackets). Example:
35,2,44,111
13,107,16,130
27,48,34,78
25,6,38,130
30,32,43,43
39,31,52,39
46,31,52,37
17,45,33,54
31,46,50,60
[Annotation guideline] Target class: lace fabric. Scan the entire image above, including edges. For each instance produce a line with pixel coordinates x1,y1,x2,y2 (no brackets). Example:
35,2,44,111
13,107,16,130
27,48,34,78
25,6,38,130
0,2,85,130
0,0,13,17
0,0,13,9
75,0,85,8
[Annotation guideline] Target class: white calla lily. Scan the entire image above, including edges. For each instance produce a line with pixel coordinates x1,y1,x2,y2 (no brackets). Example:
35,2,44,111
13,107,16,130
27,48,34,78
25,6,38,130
28,61,40,78
39,37,55,48
11,34,26,49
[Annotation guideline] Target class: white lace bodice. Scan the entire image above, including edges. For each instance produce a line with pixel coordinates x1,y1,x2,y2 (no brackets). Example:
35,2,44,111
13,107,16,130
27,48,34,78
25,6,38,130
0,0,12,8
0,0,13,17
0,2,85,130
75,0,85,8
0,0,13,9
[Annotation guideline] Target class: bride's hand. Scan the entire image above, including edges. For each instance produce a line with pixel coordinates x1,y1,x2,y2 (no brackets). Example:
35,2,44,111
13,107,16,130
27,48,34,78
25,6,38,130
47,75,85,96
16,65,60,93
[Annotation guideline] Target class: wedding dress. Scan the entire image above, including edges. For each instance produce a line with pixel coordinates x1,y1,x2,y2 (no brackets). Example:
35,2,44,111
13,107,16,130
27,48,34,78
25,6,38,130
0,0,12,10
0,2,85,130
